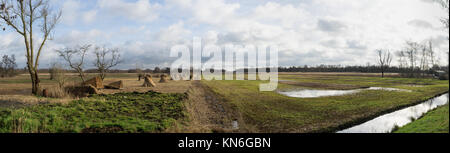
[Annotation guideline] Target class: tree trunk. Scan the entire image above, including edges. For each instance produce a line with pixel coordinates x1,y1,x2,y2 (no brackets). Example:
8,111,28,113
29,70,40,95
100,70,106,80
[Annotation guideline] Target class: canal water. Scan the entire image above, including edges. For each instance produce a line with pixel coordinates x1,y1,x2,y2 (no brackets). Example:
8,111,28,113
338,93,449,133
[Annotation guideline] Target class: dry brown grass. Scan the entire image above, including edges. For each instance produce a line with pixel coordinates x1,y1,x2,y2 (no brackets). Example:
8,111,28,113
42,86,70,98
1,73,193,107
0,95,72,108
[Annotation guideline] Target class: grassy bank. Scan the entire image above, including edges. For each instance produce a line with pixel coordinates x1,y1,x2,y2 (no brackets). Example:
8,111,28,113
395,104,449,133
0,91,187,133
201,74,449,133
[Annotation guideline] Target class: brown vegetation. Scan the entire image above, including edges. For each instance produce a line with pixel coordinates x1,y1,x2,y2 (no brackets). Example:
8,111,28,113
83,76,104,89
142,76,156,87
159,74,169,83
105,80,124,89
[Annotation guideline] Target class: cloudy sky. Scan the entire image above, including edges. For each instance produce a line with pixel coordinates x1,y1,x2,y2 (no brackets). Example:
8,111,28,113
0,0,448,69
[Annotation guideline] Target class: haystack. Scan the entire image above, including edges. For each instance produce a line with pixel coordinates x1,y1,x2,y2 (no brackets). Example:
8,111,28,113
105,80,123,89
143,76,156,87
160,74,169,83
145,74,153,78
66,85,99,97
83,76,104,89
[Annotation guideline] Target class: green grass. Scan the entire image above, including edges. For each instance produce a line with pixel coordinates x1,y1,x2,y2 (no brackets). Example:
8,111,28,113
0,91,187,133
281,75,446,89
201,75,449,132
395,104,449,133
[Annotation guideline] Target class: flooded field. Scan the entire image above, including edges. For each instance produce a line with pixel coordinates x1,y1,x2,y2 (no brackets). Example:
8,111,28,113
279,87,412,98
278,89,359,98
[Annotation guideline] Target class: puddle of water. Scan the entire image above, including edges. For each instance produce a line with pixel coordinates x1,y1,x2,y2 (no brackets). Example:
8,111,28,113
232,120,239,130
278,87,411,98
279,89,359,98
337,93,449,133
367,87,411,92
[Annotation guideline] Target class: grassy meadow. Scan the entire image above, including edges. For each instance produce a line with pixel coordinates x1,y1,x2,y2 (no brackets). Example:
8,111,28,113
202,73,449,132
0,72,449,133
0,91,187,133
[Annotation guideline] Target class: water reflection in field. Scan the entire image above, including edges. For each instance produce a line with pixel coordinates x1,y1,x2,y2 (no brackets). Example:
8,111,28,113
278,87,411,98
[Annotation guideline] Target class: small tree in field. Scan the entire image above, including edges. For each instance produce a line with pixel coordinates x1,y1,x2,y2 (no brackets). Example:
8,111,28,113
93,46,122,80
49,62,66,88
56,44,91,82
0,54,17,77
376,49,392,78
1,0,61,95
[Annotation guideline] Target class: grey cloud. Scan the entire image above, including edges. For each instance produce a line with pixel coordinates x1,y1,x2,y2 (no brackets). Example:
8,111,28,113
317,19,347,33
408,19,434,29
346,40,367,50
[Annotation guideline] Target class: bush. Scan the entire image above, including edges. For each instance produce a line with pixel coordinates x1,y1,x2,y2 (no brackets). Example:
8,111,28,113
49,62,67,88
439,74,449,80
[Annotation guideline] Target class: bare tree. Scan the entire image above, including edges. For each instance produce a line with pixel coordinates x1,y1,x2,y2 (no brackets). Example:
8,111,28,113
437,0,449,31
396,50,407,69
1,0,61,95
0,54,17,77
437,0,449,71
376,49,393,78
427,40,436,67
56,44,91,82
93,46,122,80
49,61,66,88
405,41,420,73
419,45,427,71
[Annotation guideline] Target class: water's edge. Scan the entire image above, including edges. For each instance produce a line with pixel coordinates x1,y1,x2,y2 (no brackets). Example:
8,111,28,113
312,91,449,133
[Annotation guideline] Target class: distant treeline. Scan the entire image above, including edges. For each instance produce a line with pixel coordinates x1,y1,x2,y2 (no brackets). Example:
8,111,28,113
9,64,450,75
278,65,449,73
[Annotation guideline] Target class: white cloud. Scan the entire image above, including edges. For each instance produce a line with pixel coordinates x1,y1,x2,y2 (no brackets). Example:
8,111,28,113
98,0,162,22
1,0,448,68
60,0,97,25
82,10,98,24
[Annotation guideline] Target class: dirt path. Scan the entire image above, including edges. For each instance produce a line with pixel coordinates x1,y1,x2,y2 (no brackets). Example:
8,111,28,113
179,81,244,133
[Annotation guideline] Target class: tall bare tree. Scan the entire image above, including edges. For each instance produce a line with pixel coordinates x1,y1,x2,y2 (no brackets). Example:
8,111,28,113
437,0,449,71
405,41,420,73
419,42,430,77
427,40,436,67
376,49,393,78
1,0,61,95
56,45,91,82
93,46,122,80
396,50,407,69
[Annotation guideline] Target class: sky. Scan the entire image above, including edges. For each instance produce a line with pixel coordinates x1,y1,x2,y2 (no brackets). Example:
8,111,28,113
0,0,449,69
